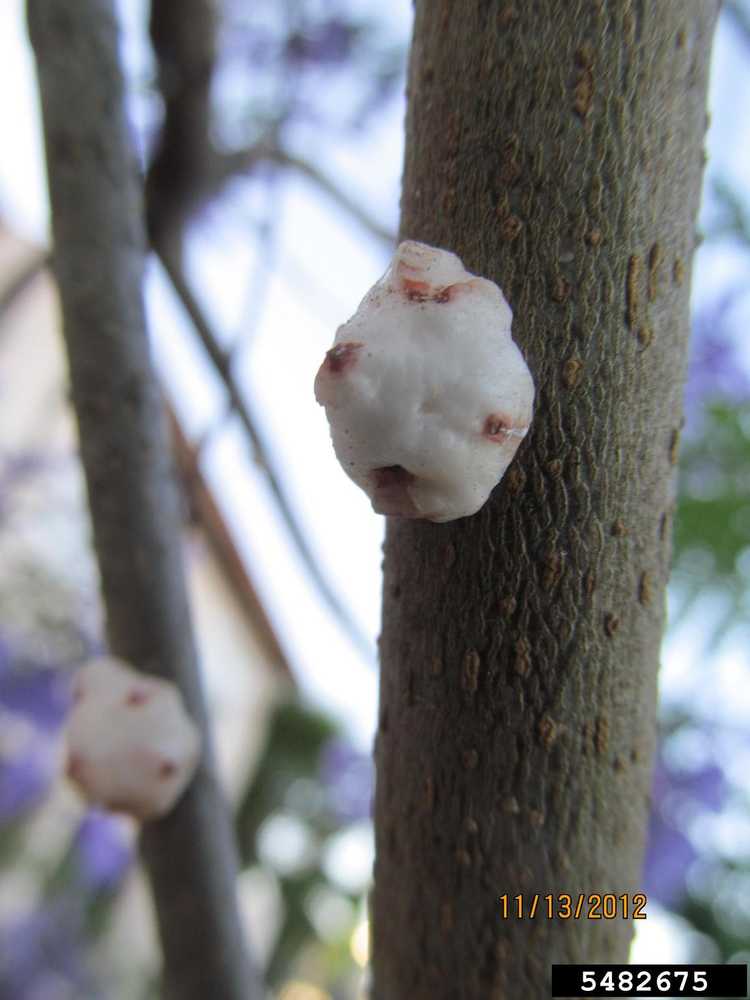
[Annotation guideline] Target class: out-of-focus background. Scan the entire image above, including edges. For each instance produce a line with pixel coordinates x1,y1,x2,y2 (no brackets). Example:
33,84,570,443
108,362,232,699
0,1,749,997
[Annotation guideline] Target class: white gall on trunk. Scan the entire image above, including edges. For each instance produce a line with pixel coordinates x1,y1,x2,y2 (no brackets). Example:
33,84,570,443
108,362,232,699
65,656,201,821
314,241,534,522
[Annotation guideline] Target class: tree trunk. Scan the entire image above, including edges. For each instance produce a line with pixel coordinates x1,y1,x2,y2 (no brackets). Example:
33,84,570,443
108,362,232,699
27,3,261,998
372,2,719,997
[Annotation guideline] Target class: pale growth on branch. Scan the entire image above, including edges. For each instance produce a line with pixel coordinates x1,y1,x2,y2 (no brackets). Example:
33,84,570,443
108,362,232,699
315,241,535,522
66,656,201,821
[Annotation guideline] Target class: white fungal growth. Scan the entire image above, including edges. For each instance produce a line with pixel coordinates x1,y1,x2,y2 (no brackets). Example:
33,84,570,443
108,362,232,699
66,656,201,821
314,240,535,522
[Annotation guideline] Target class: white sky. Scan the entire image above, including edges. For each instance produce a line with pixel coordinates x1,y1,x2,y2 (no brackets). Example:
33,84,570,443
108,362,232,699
1,0,750,965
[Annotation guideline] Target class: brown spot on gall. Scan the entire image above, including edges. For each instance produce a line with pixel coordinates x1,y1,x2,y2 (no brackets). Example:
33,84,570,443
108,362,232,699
159,760,177,780
324,341,364,374
673,257,685,286
611,520,628,537
369,465,419,517
586,227,602,247
402,278,431,302
638,571,653,607
483,413,512,443
126,687,151,707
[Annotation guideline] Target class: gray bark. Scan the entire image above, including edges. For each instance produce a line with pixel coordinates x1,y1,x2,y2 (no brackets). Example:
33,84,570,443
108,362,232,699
26,3,261,998
373,2,719,997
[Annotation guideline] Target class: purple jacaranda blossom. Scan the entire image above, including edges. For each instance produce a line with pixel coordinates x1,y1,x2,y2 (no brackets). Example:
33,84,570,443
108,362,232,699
642,809,698,909
0,897,101,1000
0,666,71,733
0,710,58,824
641,750,727,908
684,293,750,429
319,738,374,824
72,809,134,893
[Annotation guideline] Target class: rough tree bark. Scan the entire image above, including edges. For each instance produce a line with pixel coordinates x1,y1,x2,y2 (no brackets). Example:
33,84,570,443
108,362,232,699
373,2,719,998
27,3,261,998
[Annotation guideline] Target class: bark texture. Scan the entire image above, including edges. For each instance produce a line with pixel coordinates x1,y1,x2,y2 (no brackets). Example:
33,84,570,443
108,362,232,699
27,3,260,998
373,2,718,997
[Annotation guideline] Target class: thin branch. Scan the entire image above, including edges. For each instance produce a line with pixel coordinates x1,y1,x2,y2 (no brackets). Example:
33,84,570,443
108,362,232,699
144,0,376,656
26,3,261,999
0,251,49,327
155,245,375,661
145,0,218,255
222,143,396,246
273,147,396,246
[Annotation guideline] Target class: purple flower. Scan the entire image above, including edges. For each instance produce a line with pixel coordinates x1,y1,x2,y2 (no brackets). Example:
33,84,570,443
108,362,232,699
641,750,727,908
0,666,72,733
684,293,750,427
72,809,134,893
319,738,374,824
0,712,57,824
642,810,698,908
0,898,100,1000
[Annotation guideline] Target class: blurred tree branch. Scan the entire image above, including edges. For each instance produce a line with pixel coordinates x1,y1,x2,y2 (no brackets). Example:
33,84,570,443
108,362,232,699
146,0,394,250
0,251,48,327
157,248,374,657
26,2,262,997
220,142,396,245
146,0,377,659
